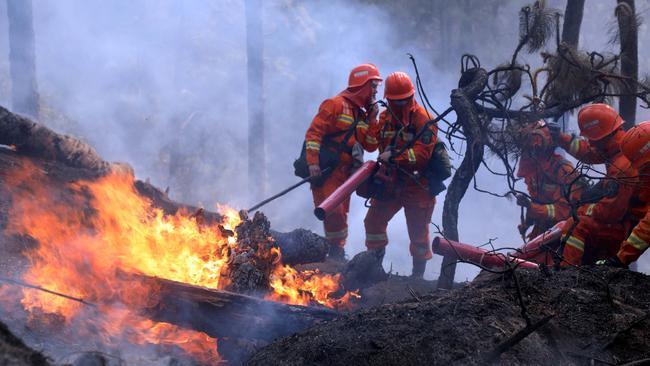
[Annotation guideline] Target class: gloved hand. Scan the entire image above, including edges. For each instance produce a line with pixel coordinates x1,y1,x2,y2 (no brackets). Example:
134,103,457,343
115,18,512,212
308,164,322,178
378,148,393,164
368,102,379,122
517,222,530,238
595,256,627,268
546,121,561,142
515,193,531,208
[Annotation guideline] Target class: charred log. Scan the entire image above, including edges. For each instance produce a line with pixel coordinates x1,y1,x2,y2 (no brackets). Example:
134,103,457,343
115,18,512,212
341,250,388,290
0,105,110,173
138,275,337,341
270,228,328,266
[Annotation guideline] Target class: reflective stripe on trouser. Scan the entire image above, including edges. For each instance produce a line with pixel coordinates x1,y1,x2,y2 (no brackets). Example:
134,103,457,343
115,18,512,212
364,192,435,260
561,233,585,266
617,228,650,265
311,165,351,248
561,216,629,266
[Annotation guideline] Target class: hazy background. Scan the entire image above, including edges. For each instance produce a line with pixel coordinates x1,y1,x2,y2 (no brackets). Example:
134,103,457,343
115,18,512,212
0,0,648,281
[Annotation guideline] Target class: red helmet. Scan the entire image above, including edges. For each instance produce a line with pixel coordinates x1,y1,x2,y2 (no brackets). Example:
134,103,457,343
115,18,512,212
621,121,650,168
384,72,415,100
577,103,624,141
347,63,382,88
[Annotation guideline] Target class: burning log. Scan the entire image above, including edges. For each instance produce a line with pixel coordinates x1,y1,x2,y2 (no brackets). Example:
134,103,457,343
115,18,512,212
222,210,277,294
137,275,338,341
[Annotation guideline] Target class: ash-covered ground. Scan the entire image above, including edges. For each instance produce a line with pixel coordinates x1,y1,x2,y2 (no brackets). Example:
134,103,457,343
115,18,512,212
248,267,650,366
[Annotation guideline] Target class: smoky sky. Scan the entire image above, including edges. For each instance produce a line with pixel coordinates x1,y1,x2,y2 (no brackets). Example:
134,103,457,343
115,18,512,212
0,0,648,280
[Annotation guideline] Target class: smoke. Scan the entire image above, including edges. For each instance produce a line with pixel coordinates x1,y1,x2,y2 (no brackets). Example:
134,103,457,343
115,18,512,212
0,0,647,284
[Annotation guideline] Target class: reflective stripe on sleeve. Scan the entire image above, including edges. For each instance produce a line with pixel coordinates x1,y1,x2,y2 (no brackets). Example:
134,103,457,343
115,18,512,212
306,141,321,151
337,114,354,125
365,135,378,145
570,138,581,155
546,204,555,220
407,148,416,164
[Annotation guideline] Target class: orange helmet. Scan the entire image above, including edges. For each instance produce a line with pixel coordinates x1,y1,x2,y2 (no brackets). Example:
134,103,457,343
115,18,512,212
384,72,415,100
620,121,650,168
526,121,553,150
347,63,382,88
577,103,624,141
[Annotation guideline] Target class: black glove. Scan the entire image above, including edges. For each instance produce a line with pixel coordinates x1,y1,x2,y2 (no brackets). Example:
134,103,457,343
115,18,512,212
595,256,627,268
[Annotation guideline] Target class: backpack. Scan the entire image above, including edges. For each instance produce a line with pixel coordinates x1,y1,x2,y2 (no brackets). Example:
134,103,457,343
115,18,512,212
425,141,452,196
293,113,360,186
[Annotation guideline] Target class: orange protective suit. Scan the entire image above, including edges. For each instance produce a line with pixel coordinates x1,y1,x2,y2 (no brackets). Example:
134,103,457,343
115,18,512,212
305,94,376,248
517,153,583,238
616,185,650,265
363,99,438,260
558,131,638,265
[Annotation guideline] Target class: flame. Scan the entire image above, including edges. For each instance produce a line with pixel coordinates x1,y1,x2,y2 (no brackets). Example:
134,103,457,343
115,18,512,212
1,160,356,363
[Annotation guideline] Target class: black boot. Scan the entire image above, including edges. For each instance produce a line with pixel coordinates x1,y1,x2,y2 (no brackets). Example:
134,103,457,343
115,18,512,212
328,245,346,261
369,247,386,262
411,258,427,278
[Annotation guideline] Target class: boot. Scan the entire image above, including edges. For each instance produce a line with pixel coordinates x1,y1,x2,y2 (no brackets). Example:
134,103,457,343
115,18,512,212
328,245,346,262
411,258,427,278
369,247,386,262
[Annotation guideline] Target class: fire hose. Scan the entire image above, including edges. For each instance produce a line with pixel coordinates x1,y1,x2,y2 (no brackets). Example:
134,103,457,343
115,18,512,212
314,160,378,220
432,237,540,270
246,167,332,213
0,276,96,306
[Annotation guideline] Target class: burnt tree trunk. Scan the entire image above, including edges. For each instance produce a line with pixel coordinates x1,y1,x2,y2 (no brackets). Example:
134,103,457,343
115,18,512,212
6,0,39,119
561,0,585,48
246,0,266,201
137,275,337,341
616,0,638,130
437,68,488,290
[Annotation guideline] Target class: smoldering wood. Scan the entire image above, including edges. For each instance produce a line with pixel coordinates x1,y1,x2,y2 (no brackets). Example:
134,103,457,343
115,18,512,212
341,250,388,290
137,275,338,341
438,68,488,290
271,228,329,266
0,105,110,173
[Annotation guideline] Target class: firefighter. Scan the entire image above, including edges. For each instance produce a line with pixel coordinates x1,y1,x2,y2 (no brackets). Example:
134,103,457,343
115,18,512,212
552,103,637,266
305,63,382,260
362,71,438,278
515,121,584,240
601,121,650,267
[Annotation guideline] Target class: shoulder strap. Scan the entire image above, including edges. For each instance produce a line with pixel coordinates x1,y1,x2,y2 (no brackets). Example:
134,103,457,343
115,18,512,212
337,108,361,153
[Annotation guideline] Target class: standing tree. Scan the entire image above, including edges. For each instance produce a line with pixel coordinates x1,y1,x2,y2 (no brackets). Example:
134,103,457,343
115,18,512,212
6,0,39,119
246,0,266,201
561,0,585,48
616,0,638,130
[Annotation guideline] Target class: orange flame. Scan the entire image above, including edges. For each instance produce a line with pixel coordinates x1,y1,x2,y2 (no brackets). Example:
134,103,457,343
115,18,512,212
2,160,356,363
